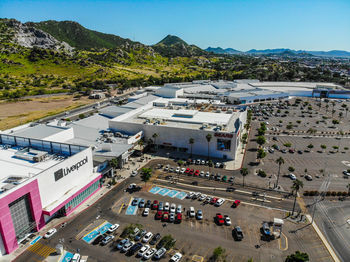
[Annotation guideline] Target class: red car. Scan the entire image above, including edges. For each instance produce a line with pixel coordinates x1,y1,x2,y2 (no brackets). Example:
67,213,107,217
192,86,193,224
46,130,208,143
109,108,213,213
152,200,159,210
210,197,218,204
162,212,169,222
189,169,194,175
155,211,163,220
175,213,182,223
232,200,241,208
185,168,190,174
215,213,225,225
194,170,200,176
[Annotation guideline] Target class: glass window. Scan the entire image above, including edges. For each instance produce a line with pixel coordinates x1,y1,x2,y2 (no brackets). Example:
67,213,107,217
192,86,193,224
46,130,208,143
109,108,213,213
217,139,231,151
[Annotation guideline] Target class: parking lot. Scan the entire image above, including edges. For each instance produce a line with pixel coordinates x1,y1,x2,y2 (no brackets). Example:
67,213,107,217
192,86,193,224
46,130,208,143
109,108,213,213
106,190,332,262
244,97,350,192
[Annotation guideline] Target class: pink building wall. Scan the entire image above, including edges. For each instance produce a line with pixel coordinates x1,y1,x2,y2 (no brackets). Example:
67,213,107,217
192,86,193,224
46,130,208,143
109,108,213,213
0,180,44,254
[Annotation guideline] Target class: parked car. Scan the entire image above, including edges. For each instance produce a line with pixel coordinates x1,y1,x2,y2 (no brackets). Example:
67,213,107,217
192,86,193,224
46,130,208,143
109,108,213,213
215,213,225,225
137,244,150,257
116,238,129,250
158,201,164,211
92,234,104,245
138,199,145,208
71,253,80,262
162,212,169,222
170,203,176,213
288,173,296,180
232,200,241,208
135,230,147,241
44,228,57,239
170,252,183,262
176,204,182,213
143,247,157,260
149,233,161,245
199,194,207,201
228,176,235,183
131,170,138,177
224,215,231,226
232,226,244,241
142,232,153,243
189,207,195,217
154,247,167,259
128,242,143,255
175,167,180,173
101,235,115,246
155,211,163,220
152,200,159,210
210,197,218,205
180,168,185,174
143,208,150,216
132,198,139,206
305,175,313,181
196,210,203,220
186,192,194,198
215,198,225,206
262,222,271,237
164,202,170,211
175,213,182,223
169,213,175,223
108,223,120,233
145,200,152,208
343,170,350,176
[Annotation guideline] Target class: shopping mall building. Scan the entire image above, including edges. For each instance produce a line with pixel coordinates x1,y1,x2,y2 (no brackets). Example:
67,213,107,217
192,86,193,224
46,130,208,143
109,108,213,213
0,134,101,256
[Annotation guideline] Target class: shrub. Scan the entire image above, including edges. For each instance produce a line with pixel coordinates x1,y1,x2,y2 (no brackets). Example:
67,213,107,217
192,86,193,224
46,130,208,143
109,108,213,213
337,192,342,196
258,169,267,177
342,192,348,196
326,191,331,196
331,191,337,196
303,191,309,196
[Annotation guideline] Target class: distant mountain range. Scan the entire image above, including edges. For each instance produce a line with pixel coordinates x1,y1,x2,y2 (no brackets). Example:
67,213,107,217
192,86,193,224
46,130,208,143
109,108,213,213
205,47,350,58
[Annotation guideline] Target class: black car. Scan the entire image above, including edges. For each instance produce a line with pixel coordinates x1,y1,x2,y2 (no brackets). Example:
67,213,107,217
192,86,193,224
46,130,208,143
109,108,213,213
128,242,143,255
138,199,145,208
149,233,161,245
92,234,105,245
226,187,235,192
232,226,244,241
145,200,152,208
156,238,167,249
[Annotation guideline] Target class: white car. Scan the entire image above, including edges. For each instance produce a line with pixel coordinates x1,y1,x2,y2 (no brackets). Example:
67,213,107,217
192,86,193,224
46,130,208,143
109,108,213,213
205,196,211,203
176,204,182,213
44,228,57,239
131,170,138,177
186,192,194,199
170,203,176,213
175,167,180,173
215,162,221,168
142,232,153,243
189,207,195,217
143,208,150,216
199,194,207,201
180,168,185,174
138,244,150,257
164,202,170,211
154,247,167,259
170,252,183,262
143,247,157,260
205,171,210,178
200,171,205,177
201,160,205,165
224,216,231,226
122,240,134,252
196,159,201,165
108,223,120,233
215,198,225,206
289,173,296,180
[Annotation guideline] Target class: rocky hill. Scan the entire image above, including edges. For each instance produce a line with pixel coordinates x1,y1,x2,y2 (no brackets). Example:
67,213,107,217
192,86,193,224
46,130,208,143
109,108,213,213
153,35,207,57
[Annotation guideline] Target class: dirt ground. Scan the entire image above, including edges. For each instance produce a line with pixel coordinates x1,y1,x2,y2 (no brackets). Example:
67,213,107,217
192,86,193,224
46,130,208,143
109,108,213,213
0,95,93,130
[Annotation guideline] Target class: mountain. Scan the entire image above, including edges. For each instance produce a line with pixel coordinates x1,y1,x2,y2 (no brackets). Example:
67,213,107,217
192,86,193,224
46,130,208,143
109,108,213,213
205,47,241,55
153,34,207,57
207,47,350,58
28,20,140,50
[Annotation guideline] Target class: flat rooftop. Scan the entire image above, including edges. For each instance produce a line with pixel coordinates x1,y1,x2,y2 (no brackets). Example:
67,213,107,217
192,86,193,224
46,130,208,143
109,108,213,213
0,146,63,192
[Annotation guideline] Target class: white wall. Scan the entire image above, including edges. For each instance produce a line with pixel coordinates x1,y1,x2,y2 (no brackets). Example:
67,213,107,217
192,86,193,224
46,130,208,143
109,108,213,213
36,148,94,209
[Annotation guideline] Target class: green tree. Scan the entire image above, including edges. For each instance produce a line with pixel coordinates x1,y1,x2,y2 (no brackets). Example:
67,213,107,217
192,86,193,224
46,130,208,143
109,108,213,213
109,158,118,169
240,167,248,187
288,166,295,172
206,134,212,160
285,251,309,262
189,138,195,158
307,144,314,149
211,246,227,262
276,157,285,189
291,179,304,215
141,167,152,183
257,148,266,162
320,144,327,151
256,136,266,147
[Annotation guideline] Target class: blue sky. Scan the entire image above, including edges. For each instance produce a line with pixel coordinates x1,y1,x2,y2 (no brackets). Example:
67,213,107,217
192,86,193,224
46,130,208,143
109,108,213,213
1,0,349,51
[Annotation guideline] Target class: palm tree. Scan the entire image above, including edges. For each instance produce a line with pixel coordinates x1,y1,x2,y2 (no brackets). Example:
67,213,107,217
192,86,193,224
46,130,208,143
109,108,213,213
291,179,304,215
240,167,248,187
189,138,194,158
206,134,212,160
275,157,285,189
152,133,158,150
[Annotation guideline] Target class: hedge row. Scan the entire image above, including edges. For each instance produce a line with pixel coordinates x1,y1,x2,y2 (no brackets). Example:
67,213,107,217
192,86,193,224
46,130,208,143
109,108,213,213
303,191,349,196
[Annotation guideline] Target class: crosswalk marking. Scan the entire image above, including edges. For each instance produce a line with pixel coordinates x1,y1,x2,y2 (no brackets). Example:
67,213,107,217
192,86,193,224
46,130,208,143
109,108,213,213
27,242,55,258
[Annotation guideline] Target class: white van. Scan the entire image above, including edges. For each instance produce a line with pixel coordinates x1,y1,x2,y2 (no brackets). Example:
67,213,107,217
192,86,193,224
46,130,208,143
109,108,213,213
72,253,81,262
